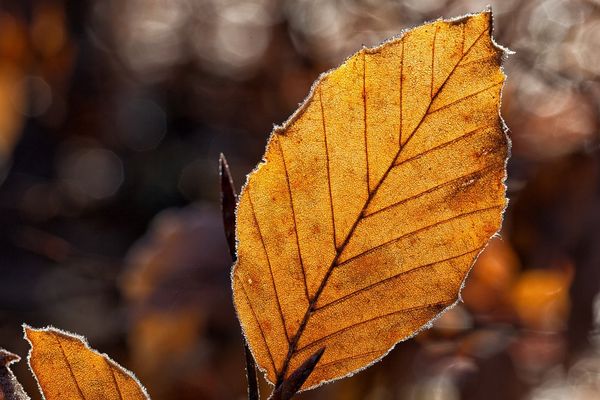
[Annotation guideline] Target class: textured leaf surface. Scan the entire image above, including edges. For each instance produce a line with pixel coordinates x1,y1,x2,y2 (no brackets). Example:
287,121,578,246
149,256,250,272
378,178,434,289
232,11,509,390
25,326,149,400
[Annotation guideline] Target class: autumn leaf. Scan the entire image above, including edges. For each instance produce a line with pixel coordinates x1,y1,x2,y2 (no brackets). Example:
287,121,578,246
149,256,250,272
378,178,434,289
232,10,509,391
0,349,30,400
24,326,150,400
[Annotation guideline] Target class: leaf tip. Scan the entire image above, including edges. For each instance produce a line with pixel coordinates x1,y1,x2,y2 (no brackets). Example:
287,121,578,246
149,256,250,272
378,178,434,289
219,153,228,175
0,349,21,366
21,324,36,344
22,325,64,344
219,153,234,182
310,347,326,365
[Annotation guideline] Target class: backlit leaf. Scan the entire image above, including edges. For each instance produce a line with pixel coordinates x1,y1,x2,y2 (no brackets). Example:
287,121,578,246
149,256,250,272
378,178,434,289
232,10,509,390
24,326,150,400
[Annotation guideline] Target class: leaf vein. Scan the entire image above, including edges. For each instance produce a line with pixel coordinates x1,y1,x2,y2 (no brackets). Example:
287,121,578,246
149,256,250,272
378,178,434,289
338,204,502,267
428,81,503,115
248,190,291,343
320,88,337,249
312,348,389,372
399,40,404,147
431,25,438,99
363,50,370,195
296,300,451,354
108,364,125,400
392,125,490,169
365,160,502,218
461,23,465,56
458,54,499,68
398,26,488,151
317,247,483,312
237,275,279,374
278,139,310,301
54,336,87,400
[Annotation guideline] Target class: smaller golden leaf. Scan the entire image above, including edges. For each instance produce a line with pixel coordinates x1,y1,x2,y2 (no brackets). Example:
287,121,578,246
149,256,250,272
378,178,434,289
24,326,150,400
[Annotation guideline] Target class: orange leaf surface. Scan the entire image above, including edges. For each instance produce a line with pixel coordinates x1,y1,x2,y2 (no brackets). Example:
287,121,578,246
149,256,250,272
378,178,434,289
24,326,149,400
232,10,509,390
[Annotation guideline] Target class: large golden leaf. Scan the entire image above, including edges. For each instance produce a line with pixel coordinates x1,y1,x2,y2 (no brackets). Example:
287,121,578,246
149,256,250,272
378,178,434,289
232,11,509,389
24,326,149,400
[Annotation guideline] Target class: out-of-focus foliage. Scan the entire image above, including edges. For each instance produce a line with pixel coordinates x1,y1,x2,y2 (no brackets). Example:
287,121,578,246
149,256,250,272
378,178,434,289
121,206,243,399
0,12,26,170
1,0,599,399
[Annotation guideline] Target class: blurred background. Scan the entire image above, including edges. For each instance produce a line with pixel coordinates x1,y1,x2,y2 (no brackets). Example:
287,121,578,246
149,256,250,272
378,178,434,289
0,0,599,399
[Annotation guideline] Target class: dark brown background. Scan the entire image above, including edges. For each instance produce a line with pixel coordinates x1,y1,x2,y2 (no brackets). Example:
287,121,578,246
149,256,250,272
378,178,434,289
1,0,599,399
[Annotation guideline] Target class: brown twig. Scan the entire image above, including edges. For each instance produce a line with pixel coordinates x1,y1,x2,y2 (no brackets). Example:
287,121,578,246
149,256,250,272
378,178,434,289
219,153,260,400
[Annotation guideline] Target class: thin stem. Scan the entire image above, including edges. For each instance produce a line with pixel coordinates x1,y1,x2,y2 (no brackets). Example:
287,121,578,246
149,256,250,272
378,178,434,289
220,153,260,400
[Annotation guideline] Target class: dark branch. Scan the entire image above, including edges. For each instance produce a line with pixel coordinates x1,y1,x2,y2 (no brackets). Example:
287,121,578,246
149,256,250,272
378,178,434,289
219,153,260,400
220,153,237,260
244,345,260,400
